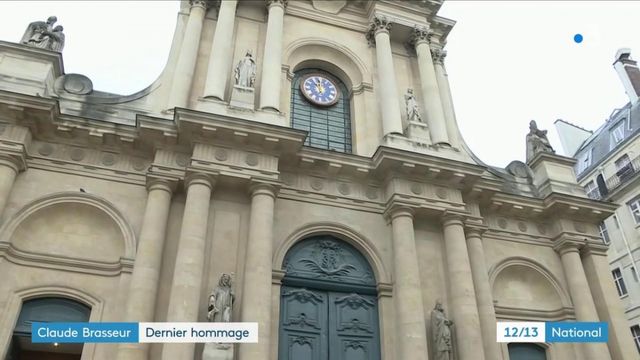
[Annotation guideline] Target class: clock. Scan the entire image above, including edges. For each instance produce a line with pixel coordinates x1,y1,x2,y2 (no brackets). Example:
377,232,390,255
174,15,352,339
300,74,340,106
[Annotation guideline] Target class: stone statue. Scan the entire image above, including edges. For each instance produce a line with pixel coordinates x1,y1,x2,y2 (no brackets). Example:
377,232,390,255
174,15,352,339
431,300,453,360
234,50,256,88
526,120,555,162
20,16,65,52
405,88,422,122
207,273,234,323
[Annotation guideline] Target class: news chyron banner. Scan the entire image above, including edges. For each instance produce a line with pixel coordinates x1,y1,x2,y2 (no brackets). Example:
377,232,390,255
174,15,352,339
32,322,258,343
497,322,608,343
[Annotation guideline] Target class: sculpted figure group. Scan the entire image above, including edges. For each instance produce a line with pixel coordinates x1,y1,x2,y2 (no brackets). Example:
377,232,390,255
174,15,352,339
21,16,65,52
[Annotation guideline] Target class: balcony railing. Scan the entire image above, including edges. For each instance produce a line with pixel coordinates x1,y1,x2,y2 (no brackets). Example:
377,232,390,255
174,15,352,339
595,155,640,199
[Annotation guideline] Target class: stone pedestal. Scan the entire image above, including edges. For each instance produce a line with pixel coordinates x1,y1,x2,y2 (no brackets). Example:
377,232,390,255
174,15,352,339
202,343,234,360
528,152,583,197
229,85,255,111
404,121,431,144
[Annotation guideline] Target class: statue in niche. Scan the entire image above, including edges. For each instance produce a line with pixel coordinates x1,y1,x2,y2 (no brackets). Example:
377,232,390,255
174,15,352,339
405,88,422,122
526,120,555,162
21,16,65,52
207,273,235,323
431,300,453,360
234,50,256,88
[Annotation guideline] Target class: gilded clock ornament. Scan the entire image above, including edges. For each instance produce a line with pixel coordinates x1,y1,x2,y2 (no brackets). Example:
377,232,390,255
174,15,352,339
300,74,340,106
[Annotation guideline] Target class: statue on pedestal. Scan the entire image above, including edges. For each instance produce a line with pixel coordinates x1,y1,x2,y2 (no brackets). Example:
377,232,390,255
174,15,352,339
405,88,422,122
234,50,256,88
202,273,235,360
431,300,453,360
207,273,235,323
526,120,555,162
21,16,65,52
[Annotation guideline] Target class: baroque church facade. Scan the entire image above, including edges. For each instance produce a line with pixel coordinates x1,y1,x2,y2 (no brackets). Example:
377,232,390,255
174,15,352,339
0,0,636,359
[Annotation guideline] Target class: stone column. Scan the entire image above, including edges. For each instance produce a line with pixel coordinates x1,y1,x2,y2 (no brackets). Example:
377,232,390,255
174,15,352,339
161,173,214,360
442,215,484,360
555,242,611,360
203,0,238,100
410,27,449,145
388,207,429,360
117,178,175,360
168,0,209,109
0,156,20,218
465,228,501,360
583,245,637,360
259,0,287,112
367,15,403,135
431,45,459,148
238,183,277,360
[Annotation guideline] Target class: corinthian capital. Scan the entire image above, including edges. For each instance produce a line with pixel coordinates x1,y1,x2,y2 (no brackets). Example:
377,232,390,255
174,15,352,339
189,0,215,9
266,0,288,9
408,25,432,47
431,48,447,65
365,15,393,47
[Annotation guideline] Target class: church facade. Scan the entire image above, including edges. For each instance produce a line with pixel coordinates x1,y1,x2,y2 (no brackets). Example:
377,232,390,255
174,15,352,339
0,1,636,359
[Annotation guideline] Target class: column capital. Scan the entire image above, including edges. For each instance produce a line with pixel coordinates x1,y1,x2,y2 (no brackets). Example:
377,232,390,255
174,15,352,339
441,212,466,227
581,242,609,257
553,239,583,256
184,172,215,190
0,153,24,173
465,225,487,239
266,0,288,10
366,15,393,46
249,181,279,199
431,48,447,65
408,25,432,48
146,176,178,194
383,205,414,221
189,0,214,10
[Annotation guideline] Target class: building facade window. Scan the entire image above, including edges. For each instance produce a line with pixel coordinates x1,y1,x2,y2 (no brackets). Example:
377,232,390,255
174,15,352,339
577,149,592,174
631,325,640,352
611,122,626,149
629,199,640,224
598,221,610,245
585,181,600,200
290,69,352,153
613,267,628,297
615,153,635,181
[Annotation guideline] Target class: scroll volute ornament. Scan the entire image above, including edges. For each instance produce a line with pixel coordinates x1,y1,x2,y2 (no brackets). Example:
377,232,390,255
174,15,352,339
366,15,393,46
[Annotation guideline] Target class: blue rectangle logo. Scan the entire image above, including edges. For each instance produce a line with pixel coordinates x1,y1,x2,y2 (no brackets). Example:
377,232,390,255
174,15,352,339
32,322,138,343
545,322,608,343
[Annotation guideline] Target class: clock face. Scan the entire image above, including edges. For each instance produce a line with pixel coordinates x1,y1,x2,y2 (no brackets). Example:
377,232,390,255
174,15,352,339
300,75,339,106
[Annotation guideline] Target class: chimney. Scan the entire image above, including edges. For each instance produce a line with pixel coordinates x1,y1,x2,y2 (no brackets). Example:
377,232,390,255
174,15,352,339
614,48,640,104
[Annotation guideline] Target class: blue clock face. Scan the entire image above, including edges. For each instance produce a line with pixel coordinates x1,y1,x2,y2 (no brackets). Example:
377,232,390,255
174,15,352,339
300,75,339,106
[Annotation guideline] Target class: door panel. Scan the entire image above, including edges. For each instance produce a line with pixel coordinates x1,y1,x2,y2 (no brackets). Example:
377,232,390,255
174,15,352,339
278,287,381,360
279,287,328,360
328,292,380,360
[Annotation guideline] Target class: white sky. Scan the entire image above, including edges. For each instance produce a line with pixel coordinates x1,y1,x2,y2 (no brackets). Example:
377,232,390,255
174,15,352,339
1,1,639,167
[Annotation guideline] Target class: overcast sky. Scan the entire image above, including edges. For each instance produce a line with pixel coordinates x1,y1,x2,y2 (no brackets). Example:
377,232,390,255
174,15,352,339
1,1,639,167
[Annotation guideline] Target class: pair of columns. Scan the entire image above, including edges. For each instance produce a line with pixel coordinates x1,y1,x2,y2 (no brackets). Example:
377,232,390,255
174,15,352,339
117,172,278,360
387,208,494,360
170,0,286,111
368,16,457,146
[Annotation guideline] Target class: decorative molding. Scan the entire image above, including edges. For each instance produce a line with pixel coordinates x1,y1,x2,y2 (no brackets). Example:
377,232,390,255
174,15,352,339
431,48,447,65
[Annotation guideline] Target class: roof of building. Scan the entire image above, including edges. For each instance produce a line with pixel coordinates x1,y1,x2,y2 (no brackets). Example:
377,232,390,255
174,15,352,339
574,100,640,180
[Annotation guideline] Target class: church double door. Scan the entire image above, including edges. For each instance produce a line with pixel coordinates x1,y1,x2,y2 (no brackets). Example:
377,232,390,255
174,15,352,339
278,285,381,360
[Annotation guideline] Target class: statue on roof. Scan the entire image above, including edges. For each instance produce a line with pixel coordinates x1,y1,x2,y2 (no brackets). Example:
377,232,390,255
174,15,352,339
526,120,555,162
20,16,65,52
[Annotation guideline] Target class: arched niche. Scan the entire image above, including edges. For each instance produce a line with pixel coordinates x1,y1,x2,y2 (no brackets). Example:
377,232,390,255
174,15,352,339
489,257,570,313
1,192,136,262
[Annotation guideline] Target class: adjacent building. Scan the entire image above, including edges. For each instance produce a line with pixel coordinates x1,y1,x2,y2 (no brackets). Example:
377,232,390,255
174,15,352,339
0,1,636,359
556,48,640,354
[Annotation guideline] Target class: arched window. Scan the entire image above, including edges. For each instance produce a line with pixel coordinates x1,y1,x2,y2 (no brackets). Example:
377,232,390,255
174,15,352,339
508,343,547,360
9,298,90,360
290,69,352,153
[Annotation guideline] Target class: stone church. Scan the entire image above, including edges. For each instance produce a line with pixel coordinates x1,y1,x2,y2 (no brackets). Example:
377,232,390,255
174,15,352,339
0,0,635,359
